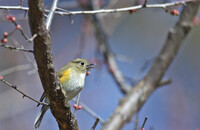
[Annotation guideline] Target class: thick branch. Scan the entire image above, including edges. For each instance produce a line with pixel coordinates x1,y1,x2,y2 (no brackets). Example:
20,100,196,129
28,0,78,130
102,1,200,130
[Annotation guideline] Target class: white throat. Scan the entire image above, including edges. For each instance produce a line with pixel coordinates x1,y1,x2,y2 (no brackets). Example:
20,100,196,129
79,73,86,80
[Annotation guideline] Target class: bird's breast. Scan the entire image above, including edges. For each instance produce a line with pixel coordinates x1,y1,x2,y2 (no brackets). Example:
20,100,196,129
61,69,86,100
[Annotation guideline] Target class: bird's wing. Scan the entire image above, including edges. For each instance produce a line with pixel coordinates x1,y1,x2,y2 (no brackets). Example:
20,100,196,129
56,63,71,77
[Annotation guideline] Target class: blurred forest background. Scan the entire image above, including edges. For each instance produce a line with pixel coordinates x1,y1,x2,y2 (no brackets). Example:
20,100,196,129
0,0,200,130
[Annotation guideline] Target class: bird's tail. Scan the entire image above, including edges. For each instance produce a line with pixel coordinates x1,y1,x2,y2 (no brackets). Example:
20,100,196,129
34,105,49,128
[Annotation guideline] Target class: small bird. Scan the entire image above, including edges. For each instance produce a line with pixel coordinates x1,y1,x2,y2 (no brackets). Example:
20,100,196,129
34,58,94,128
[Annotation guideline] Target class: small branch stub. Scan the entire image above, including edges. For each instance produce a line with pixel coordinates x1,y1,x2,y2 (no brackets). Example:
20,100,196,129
141,116,148,129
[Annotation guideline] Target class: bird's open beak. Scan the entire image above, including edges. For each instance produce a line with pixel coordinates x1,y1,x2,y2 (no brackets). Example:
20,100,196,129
87,64,95,69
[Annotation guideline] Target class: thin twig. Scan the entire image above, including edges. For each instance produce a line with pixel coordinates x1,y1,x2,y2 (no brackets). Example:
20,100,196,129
0,78,49,106
72,99,105,124
56,7,70,13
90,118,100,130
55,0,193,15
0,6,29,11
11,20,33,42
143,0,148,7
2,18,34,43
46,0,59,30
158,79,171,86
26,34,37,42
68,15,74,24
18,27,32,42
1,28,17,39
0,0,195,15
141,116,148,128
20,0,23,6
0,43,33,53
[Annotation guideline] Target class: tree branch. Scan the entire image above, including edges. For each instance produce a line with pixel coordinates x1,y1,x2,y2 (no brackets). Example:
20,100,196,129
0,44,33,53
90,118,100,130
0,77,48,106
78,2,132,94
28,0,78,129
45,0,59,30
0,0,196,15
72,99,105,124
141,116,148,129
102,1,200,130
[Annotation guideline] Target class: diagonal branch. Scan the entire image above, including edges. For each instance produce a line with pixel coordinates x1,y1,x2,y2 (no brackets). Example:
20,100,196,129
0,77,48,106
102,1,200,130
92,18,131,94
78,2,132,94
72,99,105,124
90,118,100,130
28,0,78,130
46,0,59,30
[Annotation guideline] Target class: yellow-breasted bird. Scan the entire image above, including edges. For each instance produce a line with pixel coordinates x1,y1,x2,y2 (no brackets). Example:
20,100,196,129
34,58,94,128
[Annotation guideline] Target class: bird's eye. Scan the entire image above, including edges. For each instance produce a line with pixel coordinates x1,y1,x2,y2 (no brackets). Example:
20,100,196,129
81,62,84,66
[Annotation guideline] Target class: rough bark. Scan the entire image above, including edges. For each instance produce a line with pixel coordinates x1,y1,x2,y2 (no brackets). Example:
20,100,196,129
28,0,78,129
